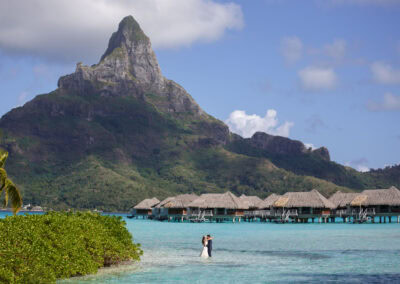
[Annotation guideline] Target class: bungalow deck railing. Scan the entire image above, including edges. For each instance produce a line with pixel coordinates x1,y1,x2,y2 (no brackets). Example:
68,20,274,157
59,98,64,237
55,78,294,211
350,208,376,216
188,209,213,222
244,210,272,218
335,209,348,217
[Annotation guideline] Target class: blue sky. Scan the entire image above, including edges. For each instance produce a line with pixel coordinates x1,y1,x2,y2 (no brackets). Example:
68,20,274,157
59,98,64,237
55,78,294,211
0,0,399,171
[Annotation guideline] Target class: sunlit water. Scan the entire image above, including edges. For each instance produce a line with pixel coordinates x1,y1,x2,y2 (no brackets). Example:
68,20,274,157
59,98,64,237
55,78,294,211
3,212,400,283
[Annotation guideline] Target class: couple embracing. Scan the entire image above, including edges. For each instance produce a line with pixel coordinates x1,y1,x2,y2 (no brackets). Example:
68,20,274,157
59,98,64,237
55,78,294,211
200,234,213,258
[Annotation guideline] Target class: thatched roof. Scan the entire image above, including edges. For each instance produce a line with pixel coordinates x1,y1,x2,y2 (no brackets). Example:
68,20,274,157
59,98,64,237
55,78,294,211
329,191,360,208
156,194,198,208
263,194,281,208
273,189,335,209
134,198,160,209
350,186,400,206
239,194,265,209
189,192,249,209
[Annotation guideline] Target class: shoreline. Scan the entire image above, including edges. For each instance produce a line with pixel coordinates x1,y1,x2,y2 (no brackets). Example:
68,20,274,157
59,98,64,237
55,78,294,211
60,260,140,282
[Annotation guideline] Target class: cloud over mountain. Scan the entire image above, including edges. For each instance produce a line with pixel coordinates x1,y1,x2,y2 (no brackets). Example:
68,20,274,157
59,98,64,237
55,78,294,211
226,109,294,138
0,0,243,63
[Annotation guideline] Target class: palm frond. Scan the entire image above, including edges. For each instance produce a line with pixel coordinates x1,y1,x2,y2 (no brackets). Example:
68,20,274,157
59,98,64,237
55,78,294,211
0,150,8,169
4,180,22,214
0,168,6,191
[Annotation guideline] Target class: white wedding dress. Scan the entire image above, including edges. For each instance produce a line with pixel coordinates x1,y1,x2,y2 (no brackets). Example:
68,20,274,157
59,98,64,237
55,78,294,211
200,240,209,258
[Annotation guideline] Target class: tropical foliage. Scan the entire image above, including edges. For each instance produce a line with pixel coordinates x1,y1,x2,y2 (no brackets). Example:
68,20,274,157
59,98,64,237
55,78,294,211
0,147,22,214
0,212,142,283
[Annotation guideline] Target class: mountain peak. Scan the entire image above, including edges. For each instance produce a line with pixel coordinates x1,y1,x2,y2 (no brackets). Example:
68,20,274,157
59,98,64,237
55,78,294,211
100,15,149,61
57,15,204,116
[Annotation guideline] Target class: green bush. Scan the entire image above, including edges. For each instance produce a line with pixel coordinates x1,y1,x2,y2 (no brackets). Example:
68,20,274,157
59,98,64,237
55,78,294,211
0,212,142,283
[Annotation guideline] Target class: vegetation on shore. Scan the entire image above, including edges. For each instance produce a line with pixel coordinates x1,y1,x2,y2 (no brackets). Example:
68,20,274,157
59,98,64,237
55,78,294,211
0,212,142,283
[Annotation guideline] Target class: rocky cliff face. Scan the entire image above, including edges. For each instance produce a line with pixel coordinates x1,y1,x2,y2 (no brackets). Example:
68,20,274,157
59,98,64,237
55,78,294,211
58,16,204,116
248,132,308,155
244,132,330,161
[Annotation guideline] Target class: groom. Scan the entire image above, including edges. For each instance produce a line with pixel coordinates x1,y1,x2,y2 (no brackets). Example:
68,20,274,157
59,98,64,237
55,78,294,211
207,235,213,257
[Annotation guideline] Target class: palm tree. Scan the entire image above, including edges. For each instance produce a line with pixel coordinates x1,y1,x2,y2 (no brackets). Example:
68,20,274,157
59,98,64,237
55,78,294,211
0,149,22,214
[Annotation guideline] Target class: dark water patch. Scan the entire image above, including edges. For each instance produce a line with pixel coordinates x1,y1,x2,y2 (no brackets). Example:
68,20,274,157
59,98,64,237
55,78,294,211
340,249,400,255
215,248,330,260
283,273,400,283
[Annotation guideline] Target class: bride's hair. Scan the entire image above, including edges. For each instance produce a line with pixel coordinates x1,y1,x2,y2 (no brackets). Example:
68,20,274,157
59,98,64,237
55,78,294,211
202,236,206,245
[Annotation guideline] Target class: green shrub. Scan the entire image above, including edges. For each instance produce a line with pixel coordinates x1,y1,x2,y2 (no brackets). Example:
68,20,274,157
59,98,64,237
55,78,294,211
0,212,142,283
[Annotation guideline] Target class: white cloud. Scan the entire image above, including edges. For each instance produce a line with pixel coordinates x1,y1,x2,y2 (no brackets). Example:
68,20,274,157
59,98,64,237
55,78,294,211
304,143,317,150
0,0,243,63
225,109,294,138
281,36,303,64
345,158,370,173
324,39,346,59
298,66,337,91
371,62,400,84
367,92,400,111
357,165,370,172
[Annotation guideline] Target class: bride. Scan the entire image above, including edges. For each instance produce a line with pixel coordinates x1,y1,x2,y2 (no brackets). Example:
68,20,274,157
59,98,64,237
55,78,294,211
200,235,209,258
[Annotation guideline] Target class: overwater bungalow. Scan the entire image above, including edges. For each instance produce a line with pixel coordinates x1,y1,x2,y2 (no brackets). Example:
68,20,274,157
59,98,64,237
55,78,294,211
240,194,265,209
130,197,160,219
241,194,272,221
349,186,400,223
155,194,198,221
328,191,360,220
263,193,281,208
273,189,335,223
188,191,249,222
255,193,282,221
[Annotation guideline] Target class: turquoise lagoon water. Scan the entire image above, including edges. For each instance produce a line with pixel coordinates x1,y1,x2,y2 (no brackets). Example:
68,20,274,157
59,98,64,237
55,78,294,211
3,212,400,283
69,216,400,283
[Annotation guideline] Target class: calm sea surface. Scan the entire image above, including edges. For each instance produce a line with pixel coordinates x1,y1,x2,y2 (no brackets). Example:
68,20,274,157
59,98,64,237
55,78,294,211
3,212,400,283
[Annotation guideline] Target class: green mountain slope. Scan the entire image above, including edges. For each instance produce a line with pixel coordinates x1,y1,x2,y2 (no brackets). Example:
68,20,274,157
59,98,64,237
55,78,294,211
0,16,396,211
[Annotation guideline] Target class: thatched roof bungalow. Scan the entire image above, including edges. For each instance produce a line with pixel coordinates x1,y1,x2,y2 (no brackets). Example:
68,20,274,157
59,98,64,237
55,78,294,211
273,189,335,216
155,194,198,220
350,187,400,214
263,193,281,208
131,197,160,217
189,192,249,220
329,191,360,209
239,194,265,209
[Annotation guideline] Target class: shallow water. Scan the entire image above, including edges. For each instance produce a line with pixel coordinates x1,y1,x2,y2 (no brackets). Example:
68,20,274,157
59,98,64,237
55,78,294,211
62,216,400,283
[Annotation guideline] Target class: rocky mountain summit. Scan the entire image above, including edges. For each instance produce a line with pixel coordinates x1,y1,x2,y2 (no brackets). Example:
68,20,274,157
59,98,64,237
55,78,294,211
59,16,204,116
0,16,397,211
